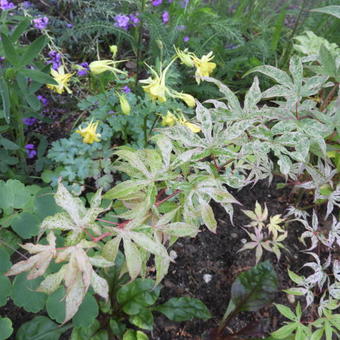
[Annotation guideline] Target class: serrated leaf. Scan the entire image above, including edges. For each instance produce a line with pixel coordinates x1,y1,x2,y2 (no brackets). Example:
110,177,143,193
244,76,261,112
319,44,337,77
155,297,211,321
160,222,198,237
245,65,293,87
103,180,147,200
271,322,298,338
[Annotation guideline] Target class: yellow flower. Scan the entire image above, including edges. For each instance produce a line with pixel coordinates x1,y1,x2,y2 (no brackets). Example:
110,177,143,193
171,91,196,108
109,45,118,58
177,113,201,133
76,120,101,144
47,66,73,94
174,47,195,67
193,51,216,84
140,59,175,103
161,111,177,127
89,60,126,77
117,93,131,115
181,120,201,133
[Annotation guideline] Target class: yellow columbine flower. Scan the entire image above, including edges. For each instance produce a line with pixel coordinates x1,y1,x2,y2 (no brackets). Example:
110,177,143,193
117,93,131,115
47,66,73,94
171,91,196,108
192,51,216,84
89,60,126,77
161,111,177,127
76,120,101,144
140,59,175,103
174,47,195,67
177,114,201,133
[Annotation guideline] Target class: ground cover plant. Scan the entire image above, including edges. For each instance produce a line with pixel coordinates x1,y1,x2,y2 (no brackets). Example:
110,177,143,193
0,1,339,339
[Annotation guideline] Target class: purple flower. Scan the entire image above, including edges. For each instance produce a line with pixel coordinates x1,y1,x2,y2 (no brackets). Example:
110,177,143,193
114,14,130,30
25,144,37,158
22,1,32,8
47,50,62,70
0,0,15,10
77,62,89,76
129,13,140,26
23,117,37,126
152,0,162,6
122,86,131,94
183,36,190,42
33,17,49,30
176,25,186,31
37,95,48,106
66,23,73,28
162,11,169,24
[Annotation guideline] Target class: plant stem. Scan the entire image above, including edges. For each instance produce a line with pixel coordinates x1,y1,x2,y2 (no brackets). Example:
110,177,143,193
135,0,147,86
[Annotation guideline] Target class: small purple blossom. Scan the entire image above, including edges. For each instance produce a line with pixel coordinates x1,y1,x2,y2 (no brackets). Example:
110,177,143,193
0,57,5,62
183,36,190,42
25,144,37,159
66,23,73,28
129,14,140,26
122,86,131,94
152,0,162,6
22,1,32,8
176,25,186,31
0,0,15,10
33,17,49,30
77,62,89,76
114,14,130,30
47,50,62,70
162,11,169,24
37,95,48,106
23,117,37,126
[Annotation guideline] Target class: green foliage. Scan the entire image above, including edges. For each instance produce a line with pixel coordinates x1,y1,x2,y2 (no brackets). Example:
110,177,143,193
16,316,71,340
0,317,13,340
0,13,55,176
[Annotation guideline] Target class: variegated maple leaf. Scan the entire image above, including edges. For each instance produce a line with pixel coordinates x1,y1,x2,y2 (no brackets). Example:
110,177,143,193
5,232,56,280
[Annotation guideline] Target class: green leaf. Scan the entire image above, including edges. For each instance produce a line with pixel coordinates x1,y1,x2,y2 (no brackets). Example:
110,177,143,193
11,273,47,313
0,179,32,210
0,136,19,150
0,229,20,255
11,212,40,239
274,304,296,321
0,33,19,66
109,319,126,337
0,317,13,340
11,18,31,42
319,45,337,77
201,202,217,233
72,293,99,327
244,65,292,87
271,322,298,338
20,69,57,85
20,35,47,66
225,261,278,320
46,287,66,324
123,238,142,281
123,330,149,340
117,278,161,315
16,316,71,340
0,73,11,123
0,275,11,307
129,309,154,330
311,5,340,19
71,320,101,340
0,247,11,274
155,297,211,322
35,188,61,219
